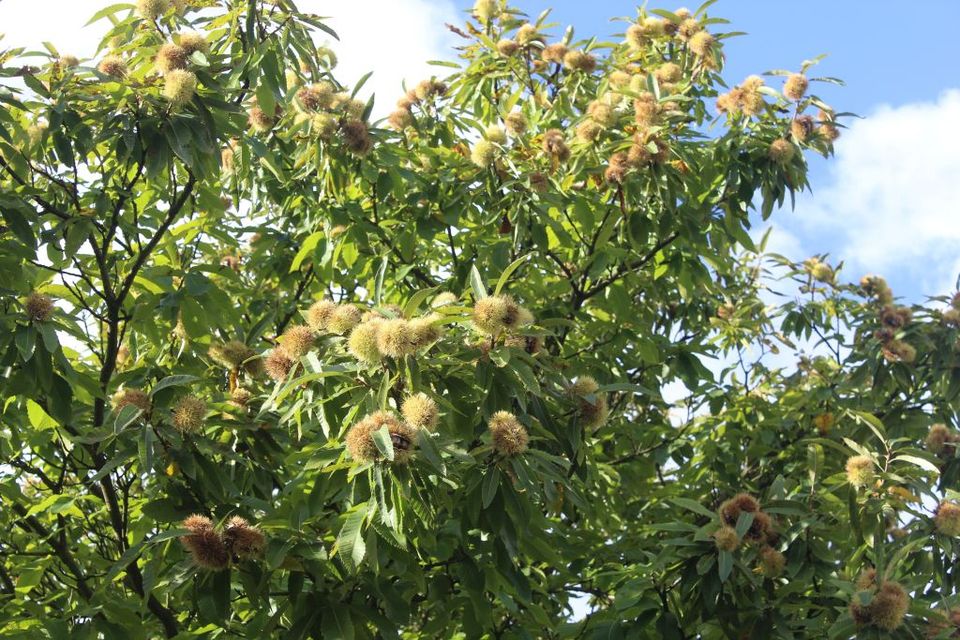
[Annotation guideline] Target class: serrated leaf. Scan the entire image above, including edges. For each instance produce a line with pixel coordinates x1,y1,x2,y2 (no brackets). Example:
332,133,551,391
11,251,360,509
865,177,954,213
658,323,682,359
113,404,142,433
335,503,369,572
891,454,940,475
417,432,446,476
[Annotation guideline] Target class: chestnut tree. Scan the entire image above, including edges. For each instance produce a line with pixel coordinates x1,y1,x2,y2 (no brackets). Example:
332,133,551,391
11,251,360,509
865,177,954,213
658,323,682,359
2,0,958,638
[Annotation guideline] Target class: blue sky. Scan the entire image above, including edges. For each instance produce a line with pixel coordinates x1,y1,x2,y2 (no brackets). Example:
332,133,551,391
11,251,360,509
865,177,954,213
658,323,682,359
2,0,958,302
508,0,960,303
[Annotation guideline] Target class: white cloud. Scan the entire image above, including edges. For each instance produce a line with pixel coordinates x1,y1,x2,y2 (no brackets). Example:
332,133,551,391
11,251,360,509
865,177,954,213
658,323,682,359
0,0,107,59
302,0,460,115
757,224,805,262
794,89,960,296
0,0,460,117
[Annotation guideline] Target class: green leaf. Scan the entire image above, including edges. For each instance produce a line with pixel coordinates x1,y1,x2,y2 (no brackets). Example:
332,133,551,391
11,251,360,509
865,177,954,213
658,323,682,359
850,410,887,442
598,382,654,395
322,605,355,640
373,464,393,528
378,371,393,410
113,404,142,433
150,375,199,396
335,502,369,572
14,560,50,595
350,71,373,98
891,454,940,475
210,569,231,622
27,494,79,517
469,263,487,300
258,152,285,181
493,255,528,296
290,231,323,273
98,537,148,590
718,550,732,582
15,325,36,361
417,432,446,476
47,375,73,425
670,497,718,521
27,399,58,430
38,322,60,354
374,256,388,305
848,487,863,545
827,615,858,640
371,426,394,462
89,453,129,483
22,72,50,99
0,201,36,247
85,3,132,26
255,82,276,122
482,467,499,508
402,287,438,318
52,130,74,166
734,511,755,539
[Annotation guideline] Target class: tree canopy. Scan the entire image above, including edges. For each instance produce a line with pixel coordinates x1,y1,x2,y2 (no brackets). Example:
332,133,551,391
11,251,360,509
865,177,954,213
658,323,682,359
1,0,959,638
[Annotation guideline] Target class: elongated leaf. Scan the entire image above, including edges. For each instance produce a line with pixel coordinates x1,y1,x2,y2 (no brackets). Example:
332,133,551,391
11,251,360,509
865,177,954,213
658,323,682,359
718,550,732,582
350,71,373,98
372,426,394,462
493,256,528,295
374,256,388,304
89,453,128,483
151,375,199,396
378,371,392,410
482,467,499,508
290,231,323,272
402,287,438,318
113,404,141,433
85,3,132,26
98,537,147,590
851,410,887,441
417,432,446,476
335,503,368,572
892,454,940,475
322,604,355,640
734,511,755,539
670,497,718,521
469,263,487,300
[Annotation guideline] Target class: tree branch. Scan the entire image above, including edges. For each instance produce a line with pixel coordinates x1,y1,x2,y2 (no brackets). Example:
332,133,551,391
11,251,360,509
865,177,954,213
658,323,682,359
581,231,680,301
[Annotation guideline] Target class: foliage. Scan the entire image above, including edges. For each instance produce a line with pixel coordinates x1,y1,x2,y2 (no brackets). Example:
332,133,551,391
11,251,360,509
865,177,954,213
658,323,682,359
1,1,957,638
